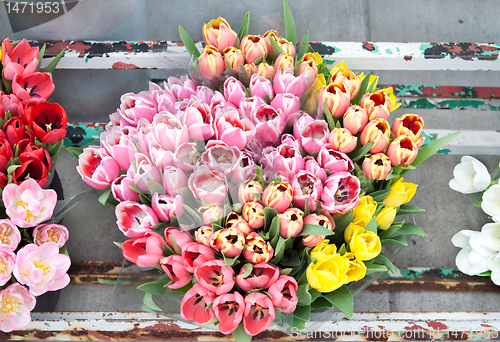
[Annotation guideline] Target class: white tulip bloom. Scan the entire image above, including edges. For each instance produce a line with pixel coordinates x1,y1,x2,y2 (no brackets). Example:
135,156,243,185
481,184,500,217
449,156,491,194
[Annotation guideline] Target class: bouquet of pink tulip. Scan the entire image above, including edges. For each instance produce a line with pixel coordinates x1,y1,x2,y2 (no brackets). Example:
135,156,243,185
0,39,72,332
75,1,458,340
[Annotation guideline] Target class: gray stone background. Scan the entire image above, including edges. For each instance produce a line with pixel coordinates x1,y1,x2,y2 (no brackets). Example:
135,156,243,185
1,0,499,315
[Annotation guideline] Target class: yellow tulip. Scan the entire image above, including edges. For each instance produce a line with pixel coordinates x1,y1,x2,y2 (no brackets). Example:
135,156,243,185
353,195,377,222
349,227,382,261
306,254,349,292
343,253,367,283
383,178,417,207
381,87,401,112
310,239,337,260
359,73,379,90
376,207,397,230
344,222,364,243
316,73,326,92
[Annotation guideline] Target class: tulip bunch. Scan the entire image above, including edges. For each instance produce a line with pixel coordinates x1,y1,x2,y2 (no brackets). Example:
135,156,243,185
450,156,500,285
0,39,72,332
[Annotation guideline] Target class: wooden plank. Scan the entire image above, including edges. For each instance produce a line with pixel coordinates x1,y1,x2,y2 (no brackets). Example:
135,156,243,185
32,41,500,71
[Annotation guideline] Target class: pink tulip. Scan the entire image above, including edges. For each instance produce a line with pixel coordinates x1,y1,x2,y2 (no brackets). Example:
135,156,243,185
243,232,274,264
0,247,15,286
250,104,285,146
256,62,275,79
188,167,228,204
362,153,392,181
165,76,196,101
271,93,301,124
182,242,216,273
111,175,140,202
343,105,369,135
0,220,21,250
240,35,268,64
0,283,36,332
118,94,158,129
391,114,425,148
77,146,120,190
163,166,188,196
299,120,330,154
242,201,265,229
243,292,275,336
291,171,323,211
263,30,278,56
1,39,39,80
236,263,279,292
279,208,304,238
230,151,256,184
302,213,335,247
122,231,164,268
115,201,159,238
242,63,258,79
238,96,266,119
32,224,69,248
12,72,54,103
149,146,175,170
223,47,245,74
238,181,264,204
198,140,242,176
180,283,216,324
13,242,70,296
152,113,189,152
329,128,357,153
292,113,314,139
213,292,245,335
262,181,293,213
198,45,225,80
273,69,307,97
277,38,296,58
0,91,21,117
317,145,354,173
261,142,304,182
199,205,224,225
321,172,361,214
202,17,237,51
2,179,57,228
268,275,298,313
360,91,391,121
194,259,235,295
330,66,361,101
100,128,138,172
319,82,351,118
160,255,192,289
298,53,319,90
152,194,180,222
304,156,327,184
195,86,215,104
181,98,214,141
249,73,274,100
387,135,418,167
223,77,246,108
173,142,199,172
359,118,391,153
273,53,294,74
164,226,194,252
214,107,256,150
128,154,162,193
195,225,213,247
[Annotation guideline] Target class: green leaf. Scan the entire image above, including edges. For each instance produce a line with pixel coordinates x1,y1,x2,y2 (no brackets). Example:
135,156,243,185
332,210,354,243
113,241,122,249
269,36,285,60
397,204,425,215
369,189,391,202
44,48,65,74
478,271,492,277
59,245,69,257
270,237,288,264
300,223,335,236
178,25,201,59
264,207,279,230
378,220,405,239
182,204,205,228
98,189,112,206
410,131,461,169
237,12,250,42
143,293,162,312
363,217,378,233
397,223,426,237
381,235,408,246
372,253,398,274
311,296,332,309
148,180,166,196
137,275,172,295
129,184,148,194
66,146,84,159
36,43,46,72
348,141,374,162
353,71,371,105
281,250,301,267
297,30,309,62
365,262,388,274
292,304,311,322
322,285,353,318
269,216,280,247
232,323,252,342
237,263,253,279
6,164,21,175
282,0,297,46
297,284,312,305
323,102,336,131
223,254,240,267
366,75,379,93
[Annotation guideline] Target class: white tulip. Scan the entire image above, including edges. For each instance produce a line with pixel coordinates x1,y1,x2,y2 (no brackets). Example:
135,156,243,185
481,184,500,217
449,156,491,194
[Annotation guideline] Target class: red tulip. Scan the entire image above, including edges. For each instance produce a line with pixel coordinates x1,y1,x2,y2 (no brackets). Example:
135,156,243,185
23,102,67,144
12,72,54,103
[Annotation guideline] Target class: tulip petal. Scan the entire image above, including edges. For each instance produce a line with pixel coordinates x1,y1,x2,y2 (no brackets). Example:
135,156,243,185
451,230,476,248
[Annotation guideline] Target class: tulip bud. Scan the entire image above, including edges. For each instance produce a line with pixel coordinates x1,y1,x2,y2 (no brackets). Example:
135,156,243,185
199,205,224,225
240,35,268,64
195,225,214,247
278,208,304,238
391,114,425,148
291,171,323,211
211,227,245,257
376,207,397,230
329,128,357,153
276,38,296,59
249,73,274,100
302,213,335,247
360,91,391,121
343,252,367,283
263,30,279,56
238,181,264,203
243,232,274,263
330,64,361,100
383,178,417,207
242,201,265,229
274,53,294,74
262,181,293,213
202,17,237,51
242,63,258,79
298,53,318,90
225,212,252,236
343,105,369,135
319,82,351,118
387,135,418,167
362,153,392,180
256,62,275,79
223,47,245,74
198,45,225,80
359,118,390,153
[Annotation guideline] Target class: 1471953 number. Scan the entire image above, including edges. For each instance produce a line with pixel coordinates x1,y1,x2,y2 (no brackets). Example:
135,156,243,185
4,1,60,14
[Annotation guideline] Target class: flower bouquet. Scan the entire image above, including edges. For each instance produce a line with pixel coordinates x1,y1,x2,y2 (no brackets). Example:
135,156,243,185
75,1,458,340
0,38,73,331
450,156,500,285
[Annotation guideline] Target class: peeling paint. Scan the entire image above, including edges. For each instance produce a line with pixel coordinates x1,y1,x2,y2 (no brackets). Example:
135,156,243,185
362,42,379,53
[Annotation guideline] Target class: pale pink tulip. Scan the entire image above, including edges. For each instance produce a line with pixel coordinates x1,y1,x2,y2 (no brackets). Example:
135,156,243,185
163,166,188,196
0,220,21,250
32,224,69,248
291,171,323,211
77,146,120,190
0,283,36,332
321,172,361,214
115,201,159,238
0,247,15,286
160,255,192,289
111,175,140,202
273,69,307,97
188,167,228,204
